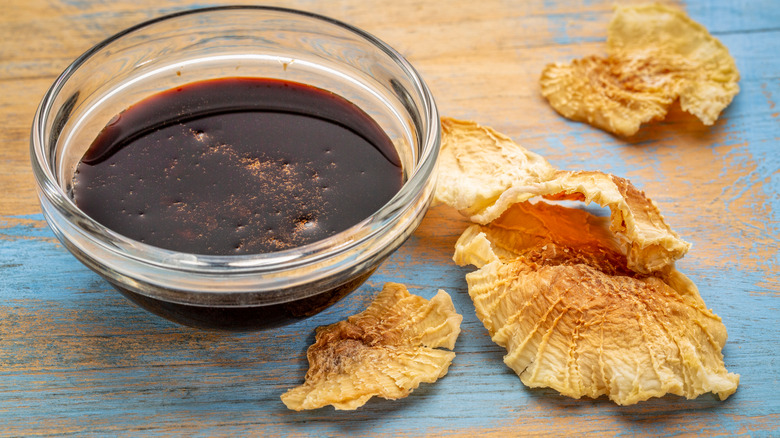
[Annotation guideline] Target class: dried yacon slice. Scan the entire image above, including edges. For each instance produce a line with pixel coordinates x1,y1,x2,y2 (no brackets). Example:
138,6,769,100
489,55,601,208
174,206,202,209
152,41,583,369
455,213,739,405
468,258,740,405
540,3,739,136
479,171,690,274
540,54,679,136
609,3,740,126
434,117,556,216
281,283,462,411
436,118,689,273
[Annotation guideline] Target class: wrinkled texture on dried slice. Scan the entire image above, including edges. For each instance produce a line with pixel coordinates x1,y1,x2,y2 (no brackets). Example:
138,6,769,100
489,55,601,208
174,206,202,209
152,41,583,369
609,3,740,125
436,118,689,273
540,3,739,136
540,54,678,136
434,117,556,215
454,209,739,405
468,258,740,405
280,283,462,411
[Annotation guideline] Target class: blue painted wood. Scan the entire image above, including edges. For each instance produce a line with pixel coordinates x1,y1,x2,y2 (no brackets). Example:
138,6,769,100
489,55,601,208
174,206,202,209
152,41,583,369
2,206,778,436
1,0,778,435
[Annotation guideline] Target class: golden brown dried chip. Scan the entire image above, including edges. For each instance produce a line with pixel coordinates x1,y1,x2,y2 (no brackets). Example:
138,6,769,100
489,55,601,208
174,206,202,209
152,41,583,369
540,54,678,136
436,117,690,274
540,3,739,136
280,283,462,411
454,205,740,405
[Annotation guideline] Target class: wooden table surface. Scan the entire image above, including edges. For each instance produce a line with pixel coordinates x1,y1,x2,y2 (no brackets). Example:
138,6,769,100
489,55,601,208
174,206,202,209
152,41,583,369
2,0,778,436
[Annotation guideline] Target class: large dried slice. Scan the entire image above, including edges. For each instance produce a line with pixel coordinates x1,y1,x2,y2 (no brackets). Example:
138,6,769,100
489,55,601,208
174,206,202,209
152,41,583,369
540,3,739,136
435,117,690,274
440,117,738,404
454,205,740,405
281,283,462,411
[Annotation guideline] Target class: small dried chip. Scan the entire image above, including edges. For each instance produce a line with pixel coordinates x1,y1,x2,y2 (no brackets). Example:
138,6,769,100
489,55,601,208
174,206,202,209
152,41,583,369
436,117,690,274
540,3,739,136
281,283,462,411
454,204,739,405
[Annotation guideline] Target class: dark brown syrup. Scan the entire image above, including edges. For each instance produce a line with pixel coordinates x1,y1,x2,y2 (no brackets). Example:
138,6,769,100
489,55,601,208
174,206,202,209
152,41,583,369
72,77,402,255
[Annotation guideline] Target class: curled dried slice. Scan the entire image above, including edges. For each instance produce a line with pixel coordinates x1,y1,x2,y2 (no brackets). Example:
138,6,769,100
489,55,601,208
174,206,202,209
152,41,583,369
540,3,739,136
481,171,690,274
453,201,625,273
454,206,739,405
436,117,689,273
281,283,462,411
434,117,556,216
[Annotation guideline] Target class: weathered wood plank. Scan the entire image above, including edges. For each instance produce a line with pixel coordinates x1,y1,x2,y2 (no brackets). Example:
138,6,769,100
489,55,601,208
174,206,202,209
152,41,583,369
1,206,777,436
0,0,777,436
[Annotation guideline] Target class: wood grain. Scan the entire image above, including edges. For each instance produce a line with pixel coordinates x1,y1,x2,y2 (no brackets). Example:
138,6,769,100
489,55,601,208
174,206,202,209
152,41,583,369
1,0,778,436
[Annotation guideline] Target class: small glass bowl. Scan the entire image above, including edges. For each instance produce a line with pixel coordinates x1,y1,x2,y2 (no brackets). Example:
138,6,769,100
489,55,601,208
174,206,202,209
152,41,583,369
30,6,440,330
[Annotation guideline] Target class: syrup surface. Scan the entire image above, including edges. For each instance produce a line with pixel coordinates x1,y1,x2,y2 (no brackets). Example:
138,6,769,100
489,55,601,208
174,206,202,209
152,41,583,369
72,77,403,255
